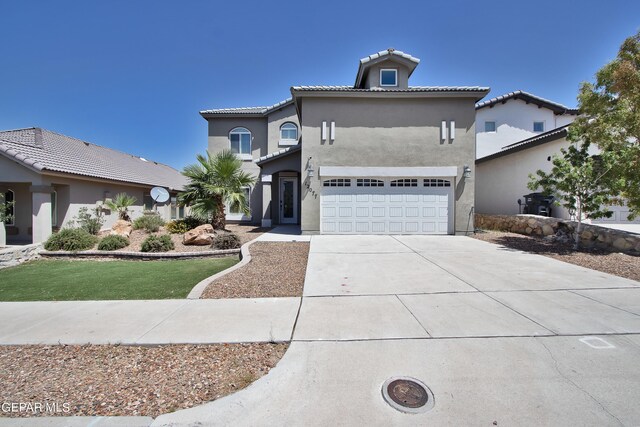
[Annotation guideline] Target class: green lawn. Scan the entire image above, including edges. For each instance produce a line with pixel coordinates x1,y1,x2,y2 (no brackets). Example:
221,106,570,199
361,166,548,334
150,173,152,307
0,258,239,301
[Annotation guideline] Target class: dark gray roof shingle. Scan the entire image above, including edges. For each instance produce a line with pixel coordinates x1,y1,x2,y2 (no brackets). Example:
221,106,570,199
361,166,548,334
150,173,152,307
200,98,293,117
475,90,579,115
0,128,188,191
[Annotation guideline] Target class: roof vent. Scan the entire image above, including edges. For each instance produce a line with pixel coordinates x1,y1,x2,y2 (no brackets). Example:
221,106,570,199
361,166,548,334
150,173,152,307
387,47,395,53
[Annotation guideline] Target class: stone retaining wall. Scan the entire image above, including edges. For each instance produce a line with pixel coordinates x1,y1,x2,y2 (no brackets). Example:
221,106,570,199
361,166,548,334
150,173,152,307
475,213,640,254
0,243,43,269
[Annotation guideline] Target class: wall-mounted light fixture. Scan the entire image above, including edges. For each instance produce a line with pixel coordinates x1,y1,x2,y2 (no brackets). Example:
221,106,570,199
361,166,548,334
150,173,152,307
321,121,327,141
307,157,315,177
463,165,472,179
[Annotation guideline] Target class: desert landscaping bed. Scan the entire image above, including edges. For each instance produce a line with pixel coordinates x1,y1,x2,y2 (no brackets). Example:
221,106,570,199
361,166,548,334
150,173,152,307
473,230,640,282
0,343,287,418
201,242,310,299
109,224,269,253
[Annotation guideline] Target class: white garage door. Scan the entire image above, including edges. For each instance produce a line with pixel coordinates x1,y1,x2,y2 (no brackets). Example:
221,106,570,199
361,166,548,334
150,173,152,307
321,178,453,235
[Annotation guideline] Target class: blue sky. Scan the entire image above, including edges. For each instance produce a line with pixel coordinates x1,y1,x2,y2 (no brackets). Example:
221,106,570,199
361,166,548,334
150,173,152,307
1,1,638,170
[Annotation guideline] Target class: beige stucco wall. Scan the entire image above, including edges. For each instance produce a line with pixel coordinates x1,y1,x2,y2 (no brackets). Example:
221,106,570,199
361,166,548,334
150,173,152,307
266,104,299,152
475,137,572,219
363,59,411,89
300,95,478,234
207,117,266,224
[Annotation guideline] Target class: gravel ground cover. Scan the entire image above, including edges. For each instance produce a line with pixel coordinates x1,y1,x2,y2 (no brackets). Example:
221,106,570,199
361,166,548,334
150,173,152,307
472,230,640,282
201,242,310,299
0,343,287,418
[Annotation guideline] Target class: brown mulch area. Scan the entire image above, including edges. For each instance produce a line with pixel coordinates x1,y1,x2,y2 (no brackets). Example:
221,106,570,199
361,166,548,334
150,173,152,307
201,242,310,299
0,343,287,418
472,230,640,282
94,224,268,253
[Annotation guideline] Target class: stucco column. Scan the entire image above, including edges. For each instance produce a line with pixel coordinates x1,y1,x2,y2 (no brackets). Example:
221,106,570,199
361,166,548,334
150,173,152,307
261,174,273,228
30,185,53,243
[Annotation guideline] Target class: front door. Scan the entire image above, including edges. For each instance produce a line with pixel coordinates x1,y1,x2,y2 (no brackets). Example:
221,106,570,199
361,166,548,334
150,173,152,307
279,177,298,224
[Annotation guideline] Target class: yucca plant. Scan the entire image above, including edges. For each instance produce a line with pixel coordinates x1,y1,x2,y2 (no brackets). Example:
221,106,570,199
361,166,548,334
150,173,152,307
105,193,137,221
180,150,255,229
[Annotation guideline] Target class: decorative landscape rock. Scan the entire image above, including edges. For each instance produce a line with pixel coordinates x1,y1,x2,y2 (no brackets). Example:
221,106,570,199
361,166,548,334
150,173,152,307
183,224,215,246
475,213,640,254
110,219,133,237
0,243,42,269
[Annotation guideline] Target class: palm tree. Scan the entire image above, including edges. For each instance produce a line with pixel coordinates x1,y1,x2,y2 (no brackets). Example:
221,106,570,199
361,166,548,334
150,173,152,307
180,150,255,229
105,193,137,221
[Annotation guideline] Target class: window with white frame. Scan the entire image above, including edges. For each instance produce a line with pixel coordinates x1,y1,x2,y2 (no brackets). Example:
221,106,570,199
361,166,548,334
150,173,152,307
533,121,545,132
390,179,418,187
424,179,451,187
230,187,251,215
280,122,298,144
356,178,384,187
229,127,252,158
4,189,14,225
485,121,496,132
380,69,398,86
323,179,351,187
170,196,184,220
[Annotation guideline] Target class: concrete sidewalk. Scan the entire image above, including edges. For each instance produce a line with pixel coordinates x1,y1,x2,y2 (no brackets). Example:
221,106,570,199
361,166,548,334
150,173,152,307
0,298,300,345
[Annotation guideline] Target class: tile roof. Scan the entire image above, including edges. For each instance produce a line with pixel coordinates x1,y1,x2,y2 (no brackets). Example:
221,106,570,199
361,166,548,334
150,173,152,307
358,48,420,66
291,85,490,93
0,128,188,191
200,98,293,117
475,90,579,115
476,125,570,164
255,144,301,165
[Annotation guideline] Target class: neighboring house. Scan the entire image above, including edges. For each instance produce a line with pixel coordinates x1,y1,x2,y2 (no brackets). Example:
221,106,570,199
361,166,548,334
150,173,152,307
475,91,578,159
475,92,639,227
0,128,188,244
202,48,489,235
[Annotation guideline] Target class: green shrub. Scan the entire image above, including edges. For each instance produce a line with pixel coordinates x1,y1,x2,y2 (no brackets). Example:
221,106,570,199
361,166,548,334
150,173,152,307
132,213,165,233
213,233,241,250
140,234,175,252
44,228,98,251
72,207,105,235
97,235,129,251
166,216,204,234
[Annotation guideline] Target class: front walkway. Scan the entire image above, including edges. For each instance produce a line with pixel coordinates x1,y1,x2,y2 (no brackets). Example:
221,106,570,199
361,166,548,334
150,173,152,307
154,235,640,426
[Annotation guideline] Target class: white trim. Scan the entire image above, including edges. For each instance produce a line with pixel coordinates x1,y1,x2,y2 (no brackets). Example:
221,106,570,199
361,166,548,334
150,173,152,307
441,121,447,141
330,121,336,140
278,140,298,147
229,127,252,157
380,68,398,87
319,166,458,178
321,121,327,141
450,120,456,140
279,122,298,145
279,177,298,224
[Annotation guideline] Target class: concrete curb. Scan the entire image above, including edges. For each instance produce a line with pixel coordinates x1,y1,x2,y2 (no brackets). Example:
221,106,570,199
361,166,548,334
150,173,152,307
40,248,240,260
186,239,258,299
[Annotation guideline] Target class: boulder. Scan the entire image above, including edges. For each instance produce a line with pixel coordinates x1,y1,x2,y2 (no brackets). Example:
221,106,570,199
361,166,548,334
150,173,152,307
110,220,132,237
183,224,215,245
542,224,555,236
612,237,633,251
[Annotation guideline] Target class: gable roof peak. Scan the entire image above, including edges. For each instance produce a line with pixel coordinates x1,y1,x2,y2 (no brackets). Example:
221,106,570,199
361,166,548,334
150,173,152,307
355,48,420,88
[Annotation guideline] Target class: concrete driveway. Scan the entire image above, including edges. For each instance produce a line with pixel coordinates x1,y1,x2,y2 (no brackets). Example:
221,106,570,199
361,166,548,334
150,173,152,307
155,235,640,426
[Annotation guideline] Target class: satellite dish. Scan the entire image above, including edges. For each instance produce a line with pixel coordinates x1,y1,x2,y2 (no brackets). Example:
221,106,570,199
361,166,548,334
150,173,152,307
150,187,170,203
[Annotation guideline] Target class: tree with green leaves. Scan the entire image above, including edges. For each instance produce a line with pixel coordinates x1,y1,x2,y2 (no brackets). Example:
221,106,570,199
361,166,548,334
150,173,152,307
568,30,640,218
105,193,137,221
528,143,616,249
179,150,255,230
0,193,14,224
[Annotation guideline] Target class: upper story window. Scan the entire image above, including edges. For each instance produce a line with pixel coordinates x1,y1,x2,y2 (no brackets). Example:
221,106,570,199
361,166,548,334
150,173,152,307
280,122,298,146
484,121,496,132
229,127,252,159
380,69,398,87
533,121,545,132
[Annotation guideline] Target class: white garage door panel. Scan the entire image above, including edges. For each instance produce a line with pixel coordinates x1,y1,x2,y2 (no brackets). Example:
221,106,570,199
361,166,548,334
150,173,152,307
321,180,452,235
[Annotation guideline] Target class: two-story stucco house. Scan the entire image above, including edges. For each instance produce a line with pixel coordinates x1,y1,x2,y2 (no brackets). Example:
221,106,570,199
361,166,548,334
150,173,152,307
202,49,489,235
474,91,640,229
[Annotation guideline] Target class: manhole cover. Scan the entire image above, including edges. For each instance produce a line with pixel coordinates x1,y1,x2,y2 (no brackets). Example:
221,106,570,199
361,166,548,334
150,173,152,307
382,376,434,413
